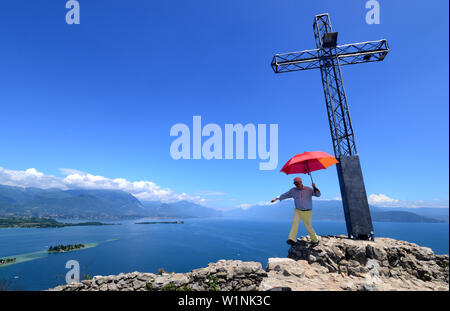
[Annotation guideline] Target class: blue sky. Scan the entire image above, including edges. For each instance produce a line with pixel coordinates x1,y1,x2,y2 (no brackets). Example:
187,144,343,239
0,0,448,210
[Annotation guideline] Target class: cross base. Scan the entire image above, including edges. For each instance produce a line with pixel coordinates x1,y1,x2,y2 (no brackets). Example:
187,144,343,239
336,155,374,241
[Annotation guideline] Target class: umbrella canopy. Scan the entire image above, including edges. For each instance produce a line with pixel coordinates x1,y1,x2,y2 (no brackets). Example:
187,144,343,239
281,151,338,175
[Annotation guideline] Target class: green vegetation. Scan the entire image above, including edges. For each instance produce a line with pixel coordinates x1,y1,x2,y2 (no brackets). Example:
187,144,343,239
0,184,146,219
0,258,16,266
161,282,177,291
48,244,85,253
160,282,192,291
0,241,105,269
146,282,154,291
208,276,219,291
180,284,192,291
157,268,166,275
0,217,114,228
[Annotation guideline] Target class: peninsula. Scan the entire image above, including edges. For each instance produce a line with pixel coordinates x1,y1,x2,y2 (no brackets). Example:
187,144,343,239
0,217,114,228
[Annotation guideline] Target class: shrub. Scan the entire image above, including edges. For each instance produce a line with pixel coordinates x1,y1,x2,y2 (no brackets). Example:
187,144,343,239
157,268,165,275
180,284,192,291
208,276,219,291
161,282,177,291
146,282,153,291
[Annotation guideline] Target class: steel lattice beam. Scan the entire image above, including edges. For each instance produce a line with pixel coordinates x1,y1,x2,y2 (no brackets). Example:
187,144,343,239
313,13,357,158
271,39,389,73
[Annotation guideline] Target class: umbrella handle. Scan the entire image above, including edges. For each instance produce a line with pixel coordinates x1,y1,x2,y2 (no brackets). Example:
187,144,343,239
308,172,314,184
306,161,314,185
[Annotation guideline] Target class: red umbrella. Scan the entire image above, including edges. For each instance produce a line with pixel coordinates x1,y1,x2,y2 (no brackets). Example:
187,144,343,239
280,151,338,183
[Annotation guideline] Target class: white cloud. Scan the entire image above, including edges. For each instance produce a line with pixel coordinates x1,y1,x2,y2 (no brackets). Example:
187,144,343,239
0,166,205,205
236,203,253,210
236,201,273,210
368,193,448,208
59,168,87,176
368,193,398,205
236,195,449,210
1,167,448,210
0,167,66,189
315,196,341,201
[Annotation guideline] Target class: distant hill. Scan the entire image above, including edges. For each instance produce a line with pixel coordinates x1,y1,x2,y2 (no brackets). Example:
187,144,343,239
0,184,222,219
0,184,146,219
141,200,223,218
223,199,448,223
0,184,447,222
371,206,449,222
370,211,445,223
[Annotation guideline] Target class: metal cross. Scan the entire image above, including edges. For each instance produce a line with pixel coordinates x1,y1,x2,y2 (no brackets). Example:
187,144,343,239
271,13,389,240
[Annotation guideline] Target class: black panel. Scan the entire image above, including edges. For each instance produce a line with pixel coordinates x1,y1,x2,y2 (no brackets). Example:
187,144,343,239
336,155,374,239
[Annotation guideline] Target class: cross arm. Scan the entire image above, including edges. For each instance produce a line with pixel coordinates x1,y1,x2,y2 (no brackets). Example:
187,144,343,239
271,47,322,73
271,39,389,73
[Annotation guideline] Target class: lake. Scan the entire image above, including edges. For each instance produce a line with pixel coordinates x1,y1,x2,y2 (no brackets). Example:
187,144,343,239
0,218,448,291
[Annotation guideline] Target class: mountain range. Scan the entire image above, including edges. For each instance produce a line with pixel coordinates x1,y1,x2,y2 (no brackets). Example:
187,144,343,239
0,184,447,223
224,200,448,223
0,184,146,219
141,200,222,218
0,184,220,219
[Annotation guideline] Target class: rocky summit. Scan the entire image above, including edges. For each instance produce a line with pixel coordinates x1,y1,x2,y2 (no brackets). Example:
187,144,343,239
49,235,449,291
261,235,448,291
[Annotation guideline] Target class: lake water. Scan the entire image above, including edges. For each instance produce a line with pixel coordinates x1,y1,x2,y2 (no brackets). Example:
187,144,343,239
0,218,448,291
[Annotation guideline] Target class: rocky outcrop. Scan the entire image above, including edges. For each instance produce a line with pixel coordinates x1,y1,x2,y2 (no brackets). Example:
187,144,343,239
260,235,448,291
49,260,267,291
49,235,449,291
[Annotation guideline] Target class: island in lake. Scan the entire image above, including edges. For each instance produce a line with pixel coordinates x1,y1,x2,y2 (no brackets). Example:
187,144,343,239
0,257,16,266
135,221,184,224
48,244,85,253
0,240,108,268
0,217,115,228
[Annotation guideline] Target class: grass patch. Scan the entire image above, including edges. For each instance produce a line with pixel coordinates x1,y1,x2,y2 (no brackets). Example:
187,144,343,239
208,276,219,291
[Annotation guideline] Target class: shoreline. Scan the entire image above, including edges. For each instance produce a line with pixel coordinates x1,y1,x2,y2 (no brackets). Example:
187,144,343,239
0,242,100,268
48,236,449,291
